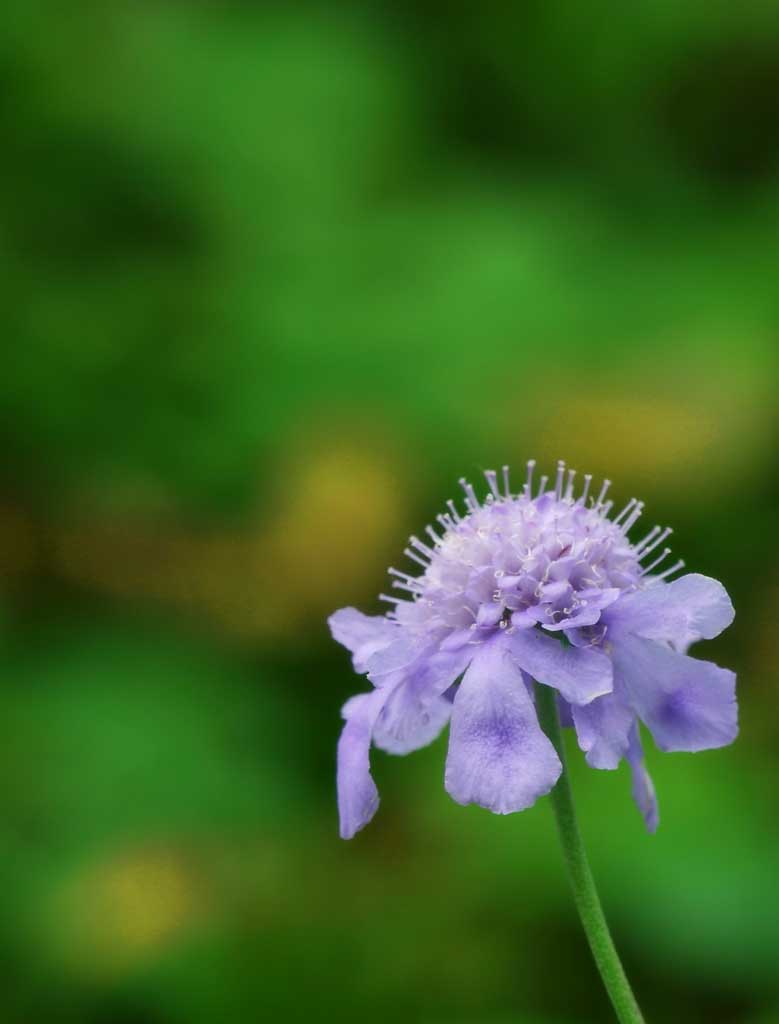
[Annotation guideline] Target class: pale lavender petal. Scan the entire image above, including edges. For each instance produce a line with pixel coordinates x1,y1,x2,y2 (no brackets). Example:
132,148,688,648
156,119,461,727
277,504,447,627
604,574,735,651
445,638,561,814
626,722,659,833
336,688,388,839
557,695,574,728
612,634,738,753
543,588,622,632
328,608,398,673
366,633,425,682
372,646,473,754
508,627,612,706
571,679,634,769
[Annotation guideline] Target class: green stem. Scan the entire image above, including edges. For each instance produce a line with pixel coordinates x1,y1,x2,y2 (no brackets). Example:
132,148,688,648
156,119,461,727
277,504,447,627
535,683,646,1024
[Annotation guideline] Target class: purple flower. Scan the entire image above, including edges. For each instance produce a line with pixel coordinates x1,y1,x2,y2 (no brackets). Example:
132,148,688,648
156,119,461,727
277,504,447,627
329,461,737,838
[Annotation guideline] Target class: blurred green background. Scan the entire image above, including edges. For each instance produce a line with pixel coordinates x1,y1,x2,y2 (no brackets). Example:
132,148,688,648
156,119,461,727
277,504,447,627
1,2,778,1022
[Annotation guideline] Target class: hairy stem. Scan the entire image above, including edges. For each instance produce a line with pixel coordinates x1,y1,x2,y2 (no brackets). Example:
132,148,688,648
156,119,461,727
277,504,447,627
535,683,646,1024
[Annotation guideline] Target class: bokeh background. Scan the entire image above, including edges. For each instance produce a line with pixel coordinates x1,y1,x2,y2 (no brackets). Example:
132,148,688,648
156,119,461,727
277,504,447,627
1,3,778,1022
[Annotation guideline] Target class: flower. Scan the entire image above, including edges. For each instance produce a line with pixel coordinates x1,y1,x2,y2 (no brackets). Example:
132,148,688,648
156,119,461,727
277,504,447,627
329,461,737,838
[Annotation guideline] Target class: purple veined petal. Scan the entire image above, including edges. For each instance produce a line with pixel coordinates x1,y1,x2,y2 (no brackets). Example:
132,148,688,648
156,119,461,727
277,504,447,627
571,679,634,769
328,608,399,674
508,627,613,706
372,645,474,755
336,687,388,839
612,633,738,753
604,574,735,651
444,637,562,814
626,721,659,833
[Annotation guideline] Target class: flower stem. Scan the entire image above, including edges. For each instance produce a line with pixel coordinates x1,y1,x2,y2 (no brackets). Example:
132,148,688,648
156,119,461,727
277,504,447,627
535,683,646,1024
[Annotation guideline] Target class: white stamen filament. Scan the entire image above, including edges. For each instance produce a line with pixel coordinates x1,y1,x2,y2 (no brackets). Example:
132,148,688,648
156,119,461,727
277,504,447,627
639,526,672,559
392,579,422,594
595,479,611,508
484,469,501,500
409,535,435,558
653,558,685,582
577,473,592,506
640,547,672,576
459,478,480,511
524,459,535,497
425,524,442,545
537,474,548,497
613,497,638,527
565,469,577,501
620,501,644,534
555,460,566,500
446,499,462,524
634,524,661,552
404,547,428,569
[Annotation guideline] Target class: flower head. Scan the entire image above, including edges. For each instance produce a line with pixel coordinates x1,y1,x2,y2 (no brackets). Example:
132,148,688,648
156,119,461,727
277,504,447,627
329,461,737,838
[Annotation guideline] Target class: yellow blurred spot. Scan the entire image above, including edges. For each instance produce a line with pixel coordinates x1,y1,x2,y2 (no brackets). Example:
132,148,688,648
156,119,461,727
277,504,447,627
509,355,775,498
49,437,406,641
52,845,208,978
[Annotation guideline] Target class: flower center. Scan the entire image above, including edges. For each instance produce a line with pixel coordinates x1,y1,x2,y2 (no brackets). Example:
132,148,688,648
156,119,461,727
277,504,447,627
382,461,684,639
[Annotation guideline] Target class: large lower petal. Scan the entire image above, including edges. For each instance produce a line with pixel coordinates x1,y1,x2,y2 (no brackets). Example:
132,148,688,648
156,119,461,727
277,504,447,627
328,608,399,674
508,627,612,705
626,722,659,833
336,688,387,839
445,638,561,814
612,634,738,753
372,646,473,755
571,679,634,769
604,574,734,652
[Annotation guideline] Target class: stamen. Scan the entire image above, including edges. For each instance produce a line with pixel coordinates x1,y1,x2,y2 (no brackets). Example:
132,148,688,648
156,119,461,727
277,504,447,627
392,579,422,594
595,479,611,509
503,465,511,498
620,501,644,534
446,499,462,524
524,460,535,497
638,527,672,559
634,524,661,552
425,524,442,546
409,535,435,558
653,558,685,582
600,499,614,518
537,474,548,497
555,460,566,500
459,477,480,512
379,593,407,605
640,547,672,576
436,513,453,531
564,468,577,501
388,567,418,585
404,547,429,569
613,497,638,527
576,473,592,506
484,469,501,500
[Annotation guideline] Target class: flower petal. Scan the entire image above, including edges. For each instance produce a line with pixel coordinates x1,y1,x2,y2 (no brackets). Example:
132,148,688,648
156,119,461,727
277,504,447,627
612,634,738,753
542,588,621,632
626,722,659,833
570,680,634,769
328,608,398,673
372,646,473,755
444,638,561,814
508,627,612,705
336,688,387,839
604,574,735,651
